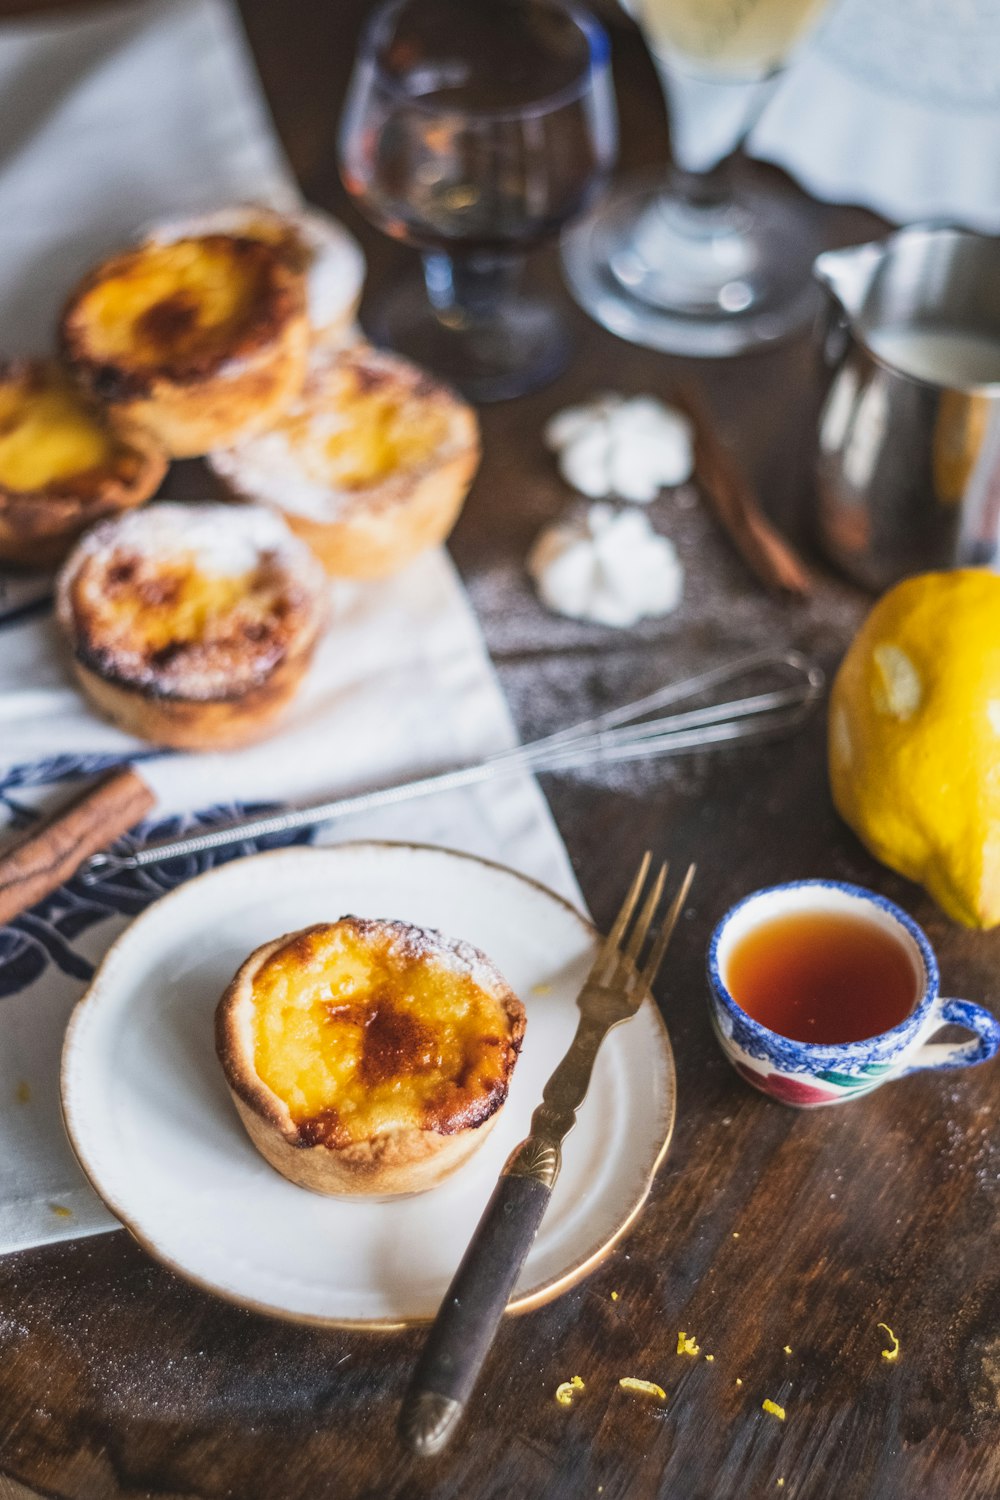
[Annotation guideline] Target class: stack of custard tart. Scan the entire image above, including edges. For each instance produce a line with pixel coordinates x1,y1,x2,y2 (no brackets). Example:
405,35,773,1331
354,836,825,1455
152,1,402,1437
2,203,481,749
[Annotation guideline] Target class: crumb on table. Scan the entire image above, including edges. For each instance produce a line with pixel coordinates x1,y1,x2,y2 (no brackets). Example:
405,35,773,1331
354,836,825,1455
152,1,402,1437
877,1323,900,1362
619,1377,667,1401
555,1376,585,1407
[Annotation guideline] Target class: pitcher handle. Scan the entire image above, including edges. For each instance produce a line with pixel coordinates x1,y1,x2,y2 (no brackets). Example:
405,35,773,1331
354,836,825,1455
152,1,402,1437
905,997,1000,1073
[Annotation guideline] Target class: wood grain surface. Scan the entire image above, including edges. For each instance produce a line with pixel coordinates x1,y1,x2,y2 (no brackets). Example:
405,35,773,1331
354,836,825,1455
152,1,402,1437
2,4,999,1500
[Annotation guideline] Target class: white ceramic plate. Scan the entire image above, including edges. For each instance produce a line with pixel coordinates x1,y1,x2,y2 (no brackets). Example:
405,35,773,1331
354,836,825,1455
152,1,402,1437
61,843,675,1327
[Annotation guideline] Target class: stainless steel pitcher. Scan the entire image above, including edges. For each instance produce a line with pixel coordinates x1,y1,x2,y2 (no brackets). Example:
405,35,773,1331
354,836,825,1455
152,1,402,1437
813,226,1000,592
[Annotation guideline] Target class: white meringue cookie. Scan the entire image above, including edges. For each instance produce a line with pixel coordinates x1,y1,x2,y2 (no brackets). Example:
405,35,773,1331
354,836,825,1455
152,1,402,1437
544,394,694,503
528,504,684,628
558,425,615,499
543,395,619,452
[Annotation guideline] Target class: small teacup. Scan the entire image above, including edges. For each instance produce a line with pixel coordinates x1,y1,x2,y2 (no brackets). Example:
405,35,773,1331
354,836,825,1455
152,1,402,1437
707,880,1000,1107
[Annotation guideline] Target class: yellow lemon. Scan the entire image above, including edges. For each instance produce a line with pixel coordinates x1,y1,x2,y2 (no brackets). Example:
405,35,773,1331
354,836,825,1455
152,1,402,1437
829,569,1000,928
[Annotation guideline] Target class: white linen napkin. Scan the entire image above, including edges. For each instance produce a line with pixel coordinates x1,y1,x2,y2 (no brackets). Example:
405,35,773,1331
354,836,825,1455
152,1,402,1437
0,0,580,1254
752,0,1000,233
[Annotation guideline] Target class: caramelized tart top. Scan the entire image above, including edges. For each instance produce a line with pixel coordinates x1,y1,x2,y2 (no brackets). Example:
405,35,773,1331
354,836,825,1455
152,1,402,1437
56,502,326,700
142,202,365,340
0,359,164,501
61,235,306,396
235,917,526,1148
209,344,479,520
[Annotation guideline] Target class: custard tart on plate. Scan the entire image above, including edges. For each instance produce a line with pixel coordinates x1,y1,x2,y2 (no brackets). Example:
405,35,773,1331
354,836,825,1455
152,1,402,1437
144,202,365,349
215,915,527,1198
56,502,327,749
209,343,480,579
0,358,166,568
60,232,309,457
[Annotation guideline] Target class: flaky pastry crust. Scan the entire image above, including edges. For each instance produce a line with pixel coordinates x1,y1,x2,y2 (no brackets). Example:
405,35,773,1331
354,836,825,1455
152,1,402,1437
60,234,309,457
56,502,327,749
209,344,480,579
215,916,527,1198
0,359,166,568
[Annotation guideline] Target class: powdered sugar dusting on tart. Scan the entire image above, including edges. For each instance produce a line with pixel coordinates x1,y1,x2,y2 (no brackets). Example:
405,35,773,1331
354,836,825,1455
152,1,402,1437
342,915,516,1000
57,503,328,700
62,502,322,581
294,208,365,339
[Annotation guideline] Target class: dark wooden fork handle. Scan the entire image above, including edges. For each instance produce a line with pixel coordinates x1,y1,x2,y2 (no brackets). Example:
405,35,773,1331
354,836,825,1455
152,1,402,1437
398,1170,551,1457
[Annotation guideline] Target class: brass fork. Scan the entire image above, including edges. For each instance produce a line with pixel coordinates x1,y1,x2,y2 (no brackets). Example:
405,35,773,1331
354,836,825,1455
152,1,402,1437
399,853,696,1458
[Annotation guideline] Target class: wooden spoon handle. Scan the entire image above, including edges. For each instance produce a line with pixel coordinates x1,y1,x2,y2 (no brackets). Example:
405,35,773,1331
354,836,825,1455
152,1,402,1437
0,767,155,926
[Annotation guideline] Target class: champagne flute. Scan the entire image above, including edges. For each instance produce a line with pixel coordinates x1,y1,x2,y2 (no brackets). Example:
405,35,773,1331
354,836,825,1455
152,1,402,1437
339,0,617,402
562,0,831,356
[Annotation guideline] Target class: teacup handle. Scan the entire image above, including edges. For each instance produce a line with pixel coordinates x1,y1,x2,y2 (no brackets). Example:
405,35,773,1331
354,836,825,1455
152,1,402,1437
905,997,1000,1073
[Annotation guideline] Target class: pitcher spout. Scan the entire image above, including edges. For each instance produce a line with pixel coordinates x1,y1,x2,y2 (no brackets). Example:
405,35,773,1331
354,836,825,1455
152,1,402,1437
812,240,884,322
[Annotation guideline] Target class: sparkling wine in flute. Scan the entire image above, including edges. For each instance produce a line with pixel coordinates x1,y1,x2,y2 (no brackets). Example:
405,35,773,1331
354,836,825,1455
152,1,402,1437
637,0,828,76
560,0,833,356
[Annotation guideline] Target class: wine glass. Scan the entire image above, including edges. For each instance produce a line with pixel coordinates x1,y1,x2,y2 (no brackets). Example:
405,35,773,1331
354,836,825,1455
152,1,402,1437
561,0,831,356
338,0,617,402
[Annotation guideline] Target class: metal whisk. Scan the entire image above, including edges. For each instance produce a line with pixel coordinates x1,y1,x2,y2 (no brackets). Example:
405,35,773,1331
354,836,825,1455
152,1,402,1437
79,648,823,881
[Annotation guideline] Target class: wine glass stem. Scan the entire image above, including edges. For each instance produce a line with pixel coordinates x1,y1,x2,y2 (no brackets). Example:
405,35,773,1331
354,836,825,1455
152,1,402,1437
672,157,737,213
604,55,788,316
650,51,781,183
421,249,523,331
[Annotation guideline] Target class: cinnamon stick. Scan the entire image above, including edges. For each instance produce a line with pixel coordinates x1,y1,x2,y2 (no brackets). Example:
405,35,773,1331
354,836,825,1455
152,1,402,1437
674,386,812,597
0,766,155,926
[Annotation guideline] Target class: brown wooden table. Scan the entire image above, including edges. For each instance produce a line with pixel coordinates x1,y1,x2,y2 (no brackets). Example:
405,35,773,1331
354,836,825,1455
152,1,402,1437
2,5,1000,1498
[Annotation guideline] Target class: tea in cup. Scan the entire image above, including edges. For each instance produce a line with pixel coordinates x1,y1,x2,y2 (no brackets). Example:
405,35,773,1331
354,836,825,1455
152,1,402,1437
707,880,1000,1107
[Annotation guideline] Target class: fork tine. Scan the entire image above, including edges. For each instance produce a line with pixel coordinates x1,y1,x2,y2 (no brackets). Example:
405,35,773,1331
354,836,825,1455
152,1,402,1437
597,850,651,965
624,861,667,965
639,863,695,992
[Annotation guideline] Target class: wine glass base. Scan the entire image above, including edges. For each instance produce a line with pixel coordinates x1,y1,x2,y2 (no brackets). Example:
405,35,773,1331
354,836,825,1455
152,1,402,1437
561,170,822,357
362,275,572,403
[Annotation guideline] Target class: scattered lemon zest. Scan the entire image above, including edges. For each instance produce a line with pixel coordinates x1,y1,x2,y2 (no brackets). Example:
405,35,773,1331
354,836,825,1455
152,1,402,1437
677,1331,700,1356
555,1376,585,1406
49,1203,72,1219
762,1399,786,1421
619,1377,667,1401
611,1291,619,1301
877,1323,900,1361
783,1345,792,1355
532,983,553,996
705,1354,715,1363
15,1080,30,1105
